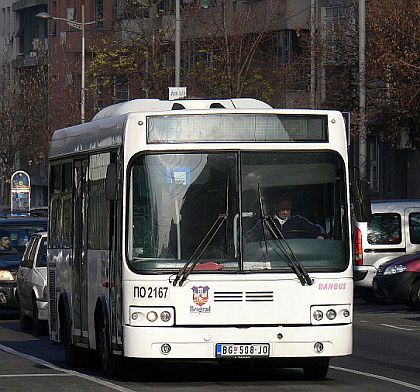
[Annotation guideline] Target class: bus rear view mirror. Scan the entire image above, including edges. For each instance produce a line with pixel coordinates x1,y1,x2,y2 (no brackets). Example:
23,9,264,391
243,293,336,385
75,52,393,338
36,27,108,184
105,163,119,201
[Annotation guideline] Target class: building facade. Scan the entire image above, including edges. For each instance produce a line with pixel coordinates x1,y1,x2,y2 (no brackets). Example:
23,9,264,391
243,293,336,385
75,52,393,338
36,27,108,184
0,0,418,205
0,0,48,208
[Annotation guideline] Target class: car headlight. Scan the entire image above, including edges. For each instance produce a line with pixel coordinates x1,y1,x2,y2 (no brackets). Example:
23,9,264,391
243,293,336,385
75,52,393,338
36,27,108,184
0,270,16,282
383,264,406,275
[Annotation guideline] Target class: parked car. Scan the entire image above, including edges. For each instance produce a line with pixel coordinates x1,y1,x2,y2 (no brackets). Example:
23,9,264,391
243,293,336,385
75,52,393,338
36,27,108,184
353,199,420,301
16,232,48,334
0,216,48,310
373,252,420,309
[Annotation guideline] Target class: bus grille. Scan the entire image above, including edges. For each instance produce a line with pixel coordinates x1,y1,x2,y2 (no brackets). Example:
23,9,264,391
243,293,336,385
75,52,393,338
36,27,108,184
214,291,274,302
49,267,57,332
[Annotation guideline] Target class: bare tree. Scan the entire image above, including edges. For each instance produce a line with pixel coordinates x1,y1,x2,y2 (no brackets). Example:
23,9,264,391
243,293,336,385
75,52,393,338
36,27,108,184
0,55,50,204
87,0,295,106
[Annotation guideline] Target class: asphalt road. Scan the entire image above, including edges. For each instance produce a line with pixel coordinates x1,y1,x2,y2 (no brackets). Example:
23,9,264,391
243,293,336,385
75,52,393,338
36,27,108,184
0,299,419,392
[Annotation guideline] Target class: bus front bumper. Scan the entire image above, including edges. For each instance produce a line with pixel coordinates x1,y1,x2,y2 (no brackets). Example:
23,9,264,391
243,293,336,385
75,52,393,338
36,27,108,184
122,324,352,359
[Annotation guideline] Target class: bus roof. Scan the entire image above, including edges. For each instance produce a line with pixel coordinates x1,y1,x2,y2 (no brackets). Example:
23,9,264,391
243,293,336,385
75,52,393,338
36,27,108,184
49,98,344,160
92,98,272,121
50,98,272,159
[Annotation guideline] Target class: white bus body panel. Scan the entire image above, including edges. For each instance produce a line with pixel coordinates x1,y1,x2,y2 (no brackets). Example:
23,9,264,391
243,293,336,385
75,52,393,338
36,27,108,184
123,324,352,358
121,272,353,358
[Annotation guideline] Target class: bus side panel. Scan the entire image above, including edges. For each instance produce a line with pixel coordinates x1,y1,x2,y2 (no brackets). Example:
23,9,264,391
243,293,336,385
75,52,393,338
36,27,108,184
48,248,73,342
87,249,110,349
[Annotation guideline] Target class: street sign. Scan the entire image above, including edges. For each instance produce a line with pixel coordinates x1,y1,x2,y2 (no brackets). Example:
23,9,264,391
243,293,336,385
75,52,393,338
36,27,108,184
10,171,31,214
168,87,187,100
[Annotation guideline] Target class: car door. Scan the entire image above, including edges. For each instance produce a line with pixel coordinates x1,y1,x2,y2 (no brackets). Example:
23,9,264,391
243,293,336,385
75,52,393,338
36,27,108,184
17,237,38,311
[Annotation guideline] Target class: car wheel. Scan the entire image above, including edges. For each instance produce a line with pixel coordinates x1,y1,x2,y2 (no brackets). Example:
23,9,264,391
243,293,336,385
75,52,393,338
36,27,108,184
32,298,47,335
303,357,330,380
409,280,420,310
18,297,32,331
19,309,32,331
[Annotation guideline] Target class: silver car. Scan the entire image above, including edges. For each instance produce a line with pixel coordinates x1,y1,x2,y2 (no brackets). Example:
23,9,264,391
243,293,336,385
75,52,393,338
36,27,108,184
16,232,48,334
353,200,420,301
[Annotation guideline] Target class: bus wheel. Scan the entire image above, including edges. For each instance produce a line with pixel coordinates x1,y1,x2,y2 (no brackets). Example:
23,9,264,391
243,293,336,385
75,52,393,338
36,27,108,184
303,357,330,380
98,325,122,378
63,318,80,367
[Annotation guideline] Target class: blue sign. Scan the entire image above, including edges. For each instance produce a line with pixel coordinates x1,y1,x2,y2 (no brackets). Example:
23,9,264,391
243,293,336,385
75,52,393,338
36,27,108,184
11,171,31,213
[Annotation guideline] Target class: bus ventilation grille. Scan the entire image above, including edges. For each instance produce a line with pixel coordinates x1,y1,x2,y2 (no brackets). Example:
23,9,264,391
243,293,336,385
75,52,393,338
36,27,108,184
213,291,274,302
49,267,57,331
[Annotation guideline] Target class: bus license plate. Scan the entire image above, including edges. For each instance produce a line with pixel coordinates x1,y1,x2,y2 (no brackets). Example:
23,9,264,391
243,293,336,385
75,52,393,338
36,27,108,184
215,343,270,358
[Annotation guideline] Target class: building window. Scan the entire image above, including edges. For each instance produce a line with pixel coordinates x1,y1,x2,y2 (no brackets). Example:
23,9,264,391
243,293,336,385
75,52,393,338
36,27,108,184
114,76,129,103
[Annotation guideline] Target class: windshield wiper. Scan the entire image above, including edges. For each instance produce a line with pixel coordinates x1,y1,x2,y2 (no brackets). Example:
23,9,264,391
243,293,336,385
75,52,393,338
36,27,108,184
257,184,312,286
172,179,229,287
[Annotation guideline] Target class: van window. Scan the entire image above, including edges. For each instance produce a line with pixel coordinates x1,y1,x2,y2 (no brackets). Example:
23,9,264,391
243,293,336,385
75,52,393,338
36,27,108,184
409,213,420,244
367,213,401,245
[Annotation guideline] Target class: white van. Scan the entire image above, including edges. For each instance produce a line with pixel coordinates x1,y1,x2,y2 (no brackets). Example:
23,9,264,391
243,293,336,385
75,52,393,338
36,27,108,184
353,199,420,301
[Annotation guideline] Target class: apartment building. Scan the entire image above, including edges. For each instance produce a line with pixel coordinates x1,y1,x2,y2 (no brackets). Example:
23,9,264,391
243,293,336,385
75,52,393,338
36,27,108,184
1,0,418,202
0,0,48,208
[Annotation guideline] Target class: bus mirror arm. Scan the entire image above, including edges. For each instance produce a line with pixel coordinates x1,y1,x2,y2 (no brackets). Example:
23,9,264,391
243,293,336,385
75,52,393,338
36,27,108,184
351,179,371,222
105,163,120,201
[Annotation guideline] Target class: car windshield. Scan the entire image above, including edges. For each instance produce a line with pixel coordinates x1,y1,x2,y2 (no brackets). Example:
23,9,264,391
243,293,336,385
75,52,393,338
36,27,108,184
0,224,47,258
127,151,349,273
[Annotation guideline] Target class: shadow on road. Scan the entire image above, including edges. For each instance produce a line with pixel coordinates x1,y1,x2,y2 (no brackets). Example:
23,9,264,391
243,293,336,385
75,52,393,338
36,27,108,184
0,309,19,321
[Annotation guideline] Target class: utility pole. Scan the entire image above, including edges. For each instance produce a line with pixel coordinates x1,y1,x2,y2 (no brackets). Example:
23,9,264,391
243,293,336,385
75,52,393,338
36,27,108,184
358,0,367,180
175,0,181,87
310,0,317,108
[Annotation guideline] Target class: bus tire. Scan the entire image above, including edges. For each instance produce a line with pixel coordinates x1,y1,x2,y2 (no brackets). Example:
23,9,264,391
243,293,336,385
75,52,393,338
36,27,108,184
63,317,80,367
98,325,122,378
303,357,330,380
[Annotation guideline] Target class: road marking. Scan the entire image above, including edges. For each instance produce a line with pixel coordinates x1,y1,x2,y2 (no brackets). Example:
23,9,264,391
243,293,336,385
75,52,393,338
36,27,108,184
0,343,136,392
380,323,413,331
331,366,420,390
2,342,419,390
0,373,72,377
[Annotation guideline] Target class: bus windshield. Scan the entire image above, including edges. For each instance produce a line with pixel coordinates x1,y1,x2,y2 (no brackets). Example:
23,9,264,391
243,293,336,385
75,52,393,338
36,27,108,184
127,151,349,273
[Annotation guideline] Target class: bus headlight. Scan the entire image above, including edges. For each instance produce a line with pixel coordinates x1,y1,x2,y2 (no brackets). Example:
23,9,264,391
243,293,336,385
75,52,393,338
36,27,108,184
160,311,172,322
146,311,158,322
326,309,337,320
129,306,175,326
311,304,351,325
313,310,323,321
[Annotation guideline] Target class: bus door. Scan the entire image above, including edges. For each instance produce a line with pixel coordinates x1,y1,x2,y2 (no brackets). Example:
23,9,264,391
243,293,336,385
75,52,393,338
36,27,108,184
109,153,123,353
73,158,89,345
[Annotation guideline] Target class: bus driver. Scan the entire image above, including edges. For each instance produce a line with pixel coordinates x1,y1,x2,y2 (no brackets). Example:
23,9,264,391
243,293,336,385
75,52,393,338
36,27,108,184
273,195,325,240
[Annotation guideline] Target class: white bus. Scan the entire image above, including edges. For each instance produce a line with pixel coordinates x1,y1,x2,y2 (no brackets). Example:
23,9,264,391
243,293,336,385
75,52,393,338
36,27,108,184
48,98,367,379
